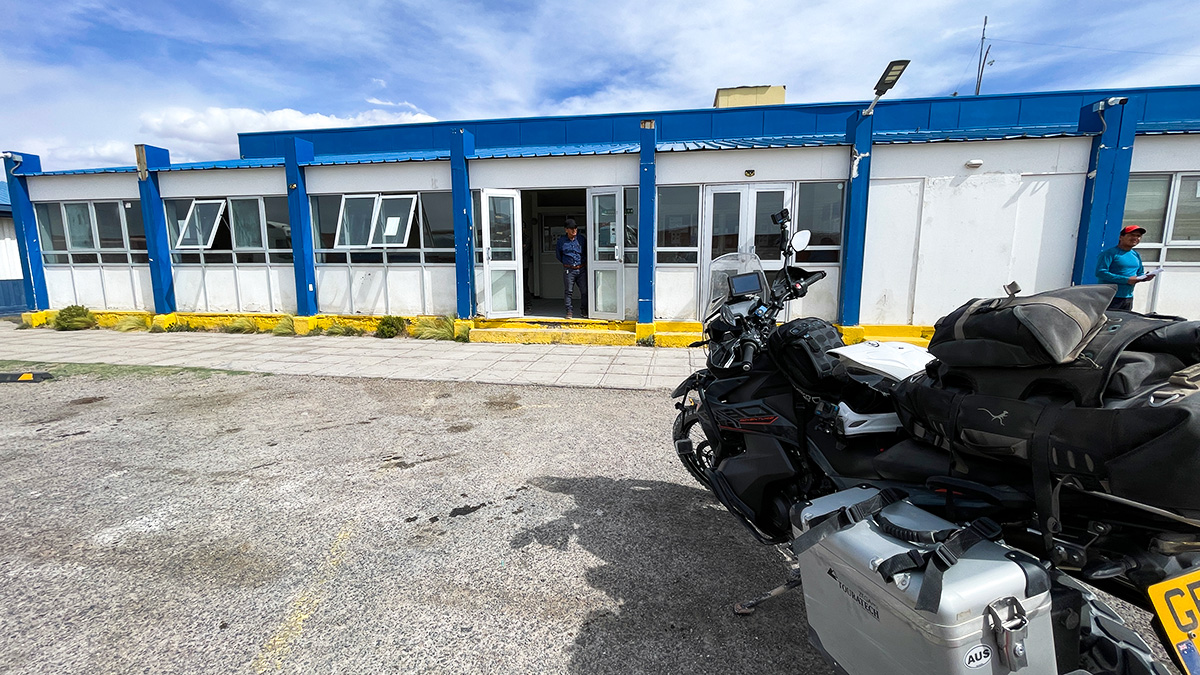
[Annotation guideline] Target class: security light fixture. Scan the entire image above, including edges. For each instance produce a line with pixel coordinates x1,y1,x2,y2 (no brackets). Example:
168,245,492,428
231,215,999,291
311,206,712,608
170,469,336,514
863,59,910,116
965,159,984,169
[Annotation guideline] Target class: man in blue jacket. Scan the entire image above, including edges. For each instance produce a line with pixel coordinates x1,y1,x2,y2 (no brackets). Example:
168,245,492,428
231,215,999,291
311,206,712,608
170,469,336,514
1095,224,1146,311
555,218,587,319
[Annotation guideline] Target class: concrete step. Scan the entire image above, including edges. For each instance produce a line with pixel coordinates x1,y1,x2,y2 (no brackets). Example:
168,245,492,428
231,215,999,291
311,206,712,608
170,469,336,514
472,317,635,332
469,327,638,346
654,332,703,348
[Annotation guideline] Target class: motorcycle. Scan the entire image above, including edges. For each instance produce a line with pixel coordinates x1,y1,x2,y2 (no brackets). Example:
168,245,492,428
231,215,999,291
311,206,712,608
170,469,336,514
671,209,1199,675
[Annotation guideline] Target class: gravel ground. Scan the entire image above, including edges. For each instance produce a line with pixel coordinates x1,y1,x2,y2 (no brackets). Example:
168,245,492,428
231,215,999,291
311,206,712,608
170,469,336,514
0,369,826,674
0,368,1176,674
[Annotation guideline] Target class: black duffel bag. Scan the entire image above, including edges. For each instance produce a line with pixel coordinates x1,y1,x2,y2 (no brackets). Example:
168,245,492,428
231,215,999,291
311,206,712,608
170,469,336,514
928,285,1116,367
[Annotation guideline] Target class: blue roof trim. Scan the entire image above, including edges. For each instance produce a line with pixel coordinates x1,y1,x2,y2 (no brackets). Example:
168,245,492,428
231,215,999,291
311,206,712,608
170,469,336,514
303,149,449,166
473,142,639,159
27,157,284,177
657,134,847,151
32,166,139,176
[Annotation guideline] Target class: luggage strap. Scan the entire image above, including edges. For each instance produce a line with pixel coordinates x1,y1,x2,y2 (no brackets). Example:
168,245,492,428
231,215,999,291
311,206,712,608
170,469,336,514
790,488,907,558
1030,403,1068,558
876,517,1004,613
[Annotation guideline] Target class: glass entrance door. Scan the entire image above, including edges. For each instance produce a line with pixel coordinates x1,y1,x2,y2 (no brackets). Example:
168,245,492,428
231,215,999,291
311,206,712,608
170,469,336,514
701,184,793,310
587,188,623,320
481,189,523,318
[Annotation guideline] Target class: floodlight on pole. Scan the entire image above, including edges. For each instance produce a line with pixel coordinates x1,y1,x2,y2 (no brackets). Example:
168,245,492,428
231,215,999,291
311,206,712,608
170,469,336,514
863,59,910,116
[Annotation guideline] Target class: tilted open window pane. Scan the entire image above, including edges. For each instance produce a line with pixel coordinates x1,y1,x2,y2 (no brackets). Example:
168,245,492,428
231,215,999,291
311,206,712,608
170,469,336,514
124,201,146,251
176,200,225,249
335,196,376,248
1171,176,1200,242
263,197,291,249
164,199,191,246
230,198,264,248
64,203,95,249
310,195,341,249
35,202,67,251
94,202,125,249
370,196,417,247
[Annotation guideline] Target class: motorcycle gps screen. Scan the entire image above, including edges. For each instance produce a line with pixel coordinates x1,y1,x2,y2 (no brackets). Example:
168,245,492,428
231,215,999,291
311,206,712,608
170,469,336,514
729,272,762,296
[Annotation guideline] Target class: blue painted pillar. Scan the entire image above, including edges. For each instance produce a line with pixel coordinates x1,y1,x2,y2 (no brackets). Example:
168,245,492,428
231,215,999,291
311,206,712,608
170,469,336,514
3,151,49,310
839,111,874,326
135,144,176,314
284,138,318,315
1072,96,1143,285
451,129,477,319
637,121,657,324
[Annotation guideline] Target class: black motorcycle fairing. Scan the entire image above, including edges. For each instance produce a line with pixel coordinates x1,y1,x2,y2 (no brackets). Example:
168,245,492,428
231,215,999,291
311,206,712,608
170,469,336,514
711,433,803,542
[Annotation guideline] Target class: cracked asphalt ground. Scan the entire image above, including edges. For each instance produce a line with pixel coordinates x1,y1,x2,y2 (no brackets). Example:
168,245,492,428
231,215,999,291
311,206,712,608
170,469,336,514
0,368,828,674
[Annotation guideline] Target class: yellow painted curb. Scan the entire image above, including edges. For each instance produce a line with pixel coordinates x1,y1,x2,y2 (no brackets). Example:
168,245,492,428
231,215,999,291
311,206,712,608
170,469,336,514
91,311,154,329
22,310,56,327
635,323,655,341
470,327,636,346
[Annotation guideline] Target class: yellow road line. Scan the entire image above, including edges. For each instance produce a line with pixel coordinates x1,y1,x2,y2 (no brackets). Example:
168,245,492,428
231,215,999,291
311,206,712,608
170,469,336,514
250,521,357,673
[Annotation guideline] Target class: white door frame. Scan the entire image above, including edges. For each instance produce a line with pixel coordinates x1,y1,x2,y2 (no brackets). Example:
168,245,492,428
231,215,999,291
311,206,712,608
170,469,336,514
480,189,523,318
586,187,624,320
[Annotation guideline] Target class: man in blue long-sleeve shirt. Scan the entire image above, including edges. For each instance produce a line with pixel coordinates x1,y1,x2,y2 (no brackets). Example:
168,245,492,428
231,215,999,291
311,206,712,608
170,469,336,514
1095,224,1146,311
555,218,588,319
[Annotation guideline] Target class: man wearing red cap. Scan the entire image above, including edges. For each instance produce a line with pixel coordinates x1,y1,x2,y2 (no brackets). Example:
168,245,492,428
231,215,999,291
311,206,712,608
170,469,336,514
1095,225,1147,311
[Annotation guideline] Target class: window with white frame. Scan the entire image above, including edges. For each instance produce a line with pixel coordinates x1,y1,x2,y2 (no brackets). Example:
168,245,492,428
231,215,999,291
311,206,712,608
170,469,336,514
656,185,700,264
309,191,456,264
165,196,292,265
33,200,148,265
1122,174,1200,264
792,182,845,264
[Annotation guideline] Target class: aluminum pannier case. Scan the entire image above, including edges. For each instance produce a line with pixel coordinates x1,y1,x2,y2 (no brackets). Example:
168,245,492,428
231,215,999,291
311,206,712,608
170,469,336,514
792,487,1058,675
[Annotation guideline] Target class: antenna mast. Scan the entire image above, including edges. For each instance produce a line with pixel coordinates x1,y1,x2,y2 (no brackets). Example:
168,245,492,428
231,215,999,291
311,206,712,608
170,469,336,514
975,16,989,95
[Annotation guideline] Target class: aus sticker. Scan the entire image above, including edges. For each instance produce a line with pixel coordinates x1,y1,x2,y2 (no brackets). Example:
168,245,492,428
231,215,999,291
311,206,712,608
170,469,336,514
964,644,992,669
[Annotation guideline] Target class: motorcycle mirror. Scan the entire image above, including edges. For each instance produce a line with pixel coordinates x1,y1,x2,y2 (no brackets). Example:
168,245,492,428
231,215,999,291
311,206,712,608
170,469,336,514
789,230,812,253
719,303,736,326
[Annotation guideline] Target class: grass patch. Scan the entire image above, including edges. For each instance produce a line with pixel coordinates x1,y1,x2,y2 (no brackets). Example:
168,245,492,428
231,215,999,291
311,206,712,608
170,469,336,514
16,321,32,330
325,322,363,337
54,305,97,331
375,315,406,339
113,315,151,332
223,317,259,334
272,315,296,336
166,321,200,332
412,315,456,341
0,359,262,380
636,336,655,347
304,325,325,337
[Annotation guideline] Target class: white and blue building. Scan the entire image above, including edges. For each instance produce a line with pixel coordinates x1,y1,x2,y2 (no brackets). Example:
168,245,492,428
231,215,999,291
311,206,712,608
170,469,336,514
4,84,1200,332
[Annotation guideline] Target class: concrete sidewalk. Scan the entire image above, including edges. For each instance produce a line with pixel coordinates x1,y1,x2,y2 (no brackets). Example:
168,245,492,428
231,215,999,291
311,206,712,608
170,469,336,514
0,322,705,390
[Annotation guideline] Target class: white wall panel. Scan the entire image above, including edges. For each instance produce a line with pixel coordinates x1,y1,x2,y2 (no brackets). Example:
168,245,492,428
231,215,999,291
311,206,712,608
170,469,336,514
27,174,140,201
425,266,456,315
316,267,351,314
655,267,698,320
204,268,239,312
1130,136,1200,173
174,268,206,312
861,178,923,324
100,268,137,310
0,219,21,280
1010,174,1084,293
1153,268,1200,318
385,267,424,314
45,268,76,308
236,267,273,313
72,268,105,308
657,147,848,185
158,168,285,198
624,266,638,321
872,138,1091,178
349,267,387,314
306,162,452,194
470,155,638,189
270,267,296,314
132,266,153,311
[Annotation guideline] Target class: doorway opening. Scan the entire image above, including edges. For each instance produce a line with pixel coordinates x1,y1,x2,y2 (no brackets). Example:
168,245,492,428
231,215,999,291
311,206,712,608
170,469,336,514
520,188,586,318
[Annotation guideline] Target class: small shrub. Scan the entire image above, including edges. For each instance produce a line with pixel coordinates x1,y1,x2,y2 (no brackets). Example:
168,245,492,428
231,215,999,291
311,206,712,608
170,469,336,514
412,315,455,341
16,321,31,330
272,316,296,336
54,305,97,331
454,321,470,343
149,325,165,333
375,315,407,339
166,321,199,332
305,325,325,336
224,317,259,334
326,322,363,337
636,336,655,347
114,315,151,332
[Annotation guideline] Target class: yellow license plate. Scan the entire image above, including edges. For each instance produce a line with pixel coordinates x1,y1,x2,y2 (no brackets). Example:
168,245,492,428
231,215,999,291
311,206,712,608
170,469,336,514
1149,566,1200,674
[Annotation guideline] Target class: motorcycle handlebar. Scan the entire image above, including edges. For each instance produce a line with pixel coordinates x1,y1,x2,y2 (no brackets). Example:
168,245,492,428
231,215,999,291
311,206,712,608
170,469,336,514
737,342,755,371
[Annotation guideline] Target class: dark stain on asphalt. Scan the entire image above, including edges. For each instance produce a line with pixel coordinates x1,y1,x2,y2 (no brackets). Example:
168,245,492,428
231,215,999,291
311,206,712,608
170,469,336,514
70,396,106,405
484,394,520,411
449,503,486,517
446,422,473,433
380,451,461,471
57,430,89,438
436,392,452,399
429,516,440,523
405,516,418,523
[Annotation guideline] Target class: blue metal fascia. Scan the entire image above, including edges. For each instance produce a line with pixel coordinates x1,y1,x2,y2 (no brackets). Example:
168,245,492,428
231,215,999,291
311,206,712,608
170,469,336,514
638,123,657,325
472,142,639,159
135,145,176,314
31,166,139,176
303,149,449,166
158,158,285,172
839,113,873,327
3,152,48,310
1072,97,1144,286
451,129,476,319
284,138,318,316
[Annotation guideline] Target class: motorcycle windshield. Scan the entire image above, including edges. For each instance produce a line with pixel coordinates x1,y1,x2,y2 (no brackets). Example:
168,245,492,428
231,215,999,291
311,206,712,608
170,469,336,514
705,252,768,320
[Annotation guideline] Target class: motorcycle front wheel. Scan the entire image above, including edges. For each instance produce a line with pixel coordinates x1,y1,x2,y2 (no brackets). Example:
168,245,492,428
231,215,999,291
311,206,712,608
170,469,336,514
672,405,716,489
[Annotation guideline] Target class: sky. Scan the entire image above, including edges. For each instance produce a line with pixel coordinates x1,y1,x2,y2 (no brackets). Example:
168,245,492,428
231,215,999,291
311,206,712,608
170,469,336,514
2,0,1199,171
